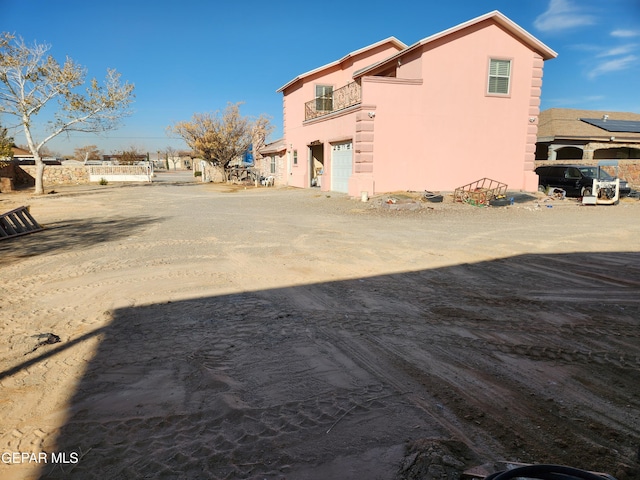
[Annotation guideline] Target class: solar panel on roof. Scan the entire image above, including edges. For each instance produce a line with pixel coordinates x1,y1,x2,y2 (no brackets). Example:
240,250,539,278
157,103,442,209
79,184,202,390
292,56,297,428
580,118,640,133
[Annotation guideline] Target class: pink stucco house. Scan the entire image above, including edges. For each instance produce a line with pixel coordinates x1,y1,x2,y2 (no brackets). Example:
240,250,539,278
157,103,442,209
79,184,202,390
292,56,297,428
272,11,557,197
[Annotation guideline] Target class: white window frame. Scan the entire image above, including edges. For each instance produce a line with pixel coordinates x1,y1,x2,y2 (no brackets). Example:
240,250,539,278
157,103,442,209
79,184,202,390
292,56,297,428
487,58,512,96
315,84,333,111
270,155,276,174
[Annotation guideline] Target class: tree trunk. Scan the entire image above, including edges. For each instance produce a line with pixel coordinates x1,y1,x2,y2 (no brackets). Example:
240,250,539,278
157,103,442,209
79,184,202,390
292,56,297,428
34,158,45,195
23,125,45,194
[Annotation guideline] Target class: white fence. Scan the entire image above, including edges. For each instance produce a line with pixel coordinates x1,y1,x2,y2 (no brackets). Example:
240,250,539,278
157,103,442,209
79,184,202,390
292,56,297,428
88,165,153,183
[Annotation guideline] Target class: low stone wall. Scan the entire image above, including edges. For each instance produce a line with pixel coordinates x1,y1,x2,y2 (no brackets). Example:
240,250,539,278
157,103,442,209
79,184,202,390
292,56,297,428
534,159,640,189
18,165,90,186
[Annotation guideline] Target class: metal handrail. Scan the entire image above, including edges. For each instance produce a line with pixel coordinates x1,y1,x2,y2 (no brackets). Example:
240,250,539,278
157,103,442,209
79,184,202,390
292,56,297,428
304,82,361,121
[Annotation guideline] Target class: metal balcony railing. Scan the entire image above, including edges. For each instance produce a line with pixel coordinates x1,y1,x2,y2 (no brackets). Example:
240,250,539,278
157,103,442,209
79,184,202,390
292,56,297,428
304,82,361,121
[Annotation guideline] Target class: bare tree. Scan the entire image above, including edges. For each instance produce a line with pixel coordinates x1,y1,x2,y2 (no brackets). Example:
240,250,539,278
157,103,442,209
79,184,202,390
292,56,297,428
251,115,274,163
73,144,102,162
116,145,146,165
164,145,178,170
18,143,58,159
170,102,273,180
38,145,60,159
0,32,134,194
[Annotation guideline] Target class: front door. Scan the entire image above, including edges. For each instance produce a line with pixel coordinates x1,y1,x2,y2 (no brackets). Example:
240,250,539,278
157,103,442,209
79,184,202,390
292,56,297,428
309,144,324,187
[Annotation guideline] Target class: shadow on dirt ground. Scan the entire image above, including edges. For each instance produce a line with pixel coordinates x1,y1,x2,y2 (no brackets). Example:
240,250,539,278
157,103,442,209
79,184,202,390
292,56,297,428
31,251,640,480
0,216,161,265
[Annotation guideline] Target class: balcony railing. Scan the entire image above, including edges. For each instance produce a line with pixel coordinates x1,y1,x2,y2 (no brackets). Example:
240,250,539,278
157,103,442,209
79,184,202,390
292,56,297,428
305,81,362,121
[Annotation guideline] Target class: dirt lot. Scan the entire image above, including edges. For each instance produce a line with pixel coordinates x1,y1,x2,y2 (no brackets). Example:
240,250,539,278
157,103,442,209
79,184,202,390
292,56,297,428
1,178,639,480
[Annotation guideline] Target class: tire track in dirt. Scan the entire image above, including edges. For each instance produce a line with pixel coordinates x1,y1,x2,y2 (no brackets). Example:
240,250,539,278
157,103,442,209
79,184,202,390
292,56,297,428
29,294,415,479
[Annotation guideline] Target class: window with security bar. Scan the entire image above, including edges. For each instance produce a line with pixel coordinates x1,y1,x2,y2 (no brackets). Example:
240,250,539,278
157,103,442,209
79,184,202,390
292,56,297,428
488,59,511,95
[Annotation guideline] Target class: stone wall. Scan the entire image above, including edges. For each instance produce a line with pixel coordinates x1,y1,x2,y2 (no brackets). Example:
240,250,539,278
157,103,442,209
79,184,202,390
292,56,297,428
18,165,90,187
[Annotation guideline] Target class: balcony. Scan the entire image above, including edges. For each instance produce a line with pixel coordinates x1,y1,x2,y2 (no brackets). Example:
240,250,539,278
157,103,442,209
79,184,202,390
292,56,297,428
305,81,361,121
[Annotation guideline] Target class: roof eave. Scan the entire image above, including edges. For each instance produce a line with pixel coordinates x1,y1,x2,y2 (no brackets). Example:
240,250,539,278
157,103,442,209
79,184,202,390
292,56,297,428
354,10,557,79
276,37,408,93
489,10,557,60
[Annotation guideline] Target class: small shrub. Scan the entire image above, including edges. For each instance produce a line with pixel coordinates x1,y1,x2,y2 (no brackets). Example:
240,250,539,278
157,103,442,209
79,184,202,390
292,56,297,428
99,177,108,185
194,171,202,177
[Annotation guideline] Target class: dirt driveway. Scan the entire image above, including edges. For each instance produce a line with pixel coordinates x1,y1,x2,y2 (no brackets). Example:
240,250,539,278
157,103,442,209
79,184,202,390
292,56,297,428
1,181,639,480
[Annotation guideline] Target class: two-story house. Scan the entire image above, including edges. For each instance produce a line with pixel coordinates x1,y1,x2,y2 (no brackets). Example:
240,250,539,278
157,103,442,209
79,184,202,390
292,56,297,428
274,11,557,197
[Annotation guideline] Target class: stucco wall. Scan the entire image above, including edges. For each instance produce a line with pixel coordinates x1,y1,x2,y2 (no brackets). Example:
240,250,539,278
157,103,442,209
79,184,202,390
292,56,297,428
366,21,544,194
296,107,359,191
281,18,552,197
282,42,405,190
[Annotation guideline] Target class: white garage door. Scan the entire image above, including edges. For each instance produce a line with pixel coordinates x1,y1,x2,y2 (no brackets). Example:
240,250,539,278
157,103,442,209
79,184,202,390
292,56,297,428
331,142,352,193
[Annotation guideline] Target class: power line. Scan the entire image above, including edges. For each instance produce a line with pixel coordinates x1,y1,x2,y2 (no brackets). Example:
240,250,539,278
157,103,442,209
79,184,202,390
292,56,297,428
53,135,184,140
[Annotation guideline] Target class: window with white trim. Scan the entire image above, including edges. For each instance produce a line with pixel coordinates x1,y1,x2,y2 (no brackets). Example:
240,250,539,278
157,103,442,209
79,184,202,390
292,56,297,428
315,85,333,111
488,59,511,95
270,155,276,174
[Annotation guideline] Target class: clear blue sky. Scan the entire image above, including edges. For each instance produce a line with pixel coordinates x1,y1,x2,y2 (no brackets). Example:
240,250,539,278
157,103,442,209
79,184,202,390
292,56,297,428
2,0,639,156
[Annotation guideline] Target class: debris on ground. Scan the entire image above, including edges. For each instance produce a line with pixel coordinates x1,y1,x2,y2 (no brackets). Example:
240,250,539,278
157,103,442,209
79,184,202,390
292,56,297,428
424,191,444,203
0,205,44,240
453,178,508,207
26,333,61,355
545,188,566,200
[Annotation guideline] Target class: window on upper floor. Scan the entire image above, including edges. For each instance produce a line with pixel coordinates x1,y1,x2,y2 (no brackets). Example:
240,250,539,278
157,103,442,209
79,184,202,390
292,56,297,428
315,85,333,111
487,59,511,95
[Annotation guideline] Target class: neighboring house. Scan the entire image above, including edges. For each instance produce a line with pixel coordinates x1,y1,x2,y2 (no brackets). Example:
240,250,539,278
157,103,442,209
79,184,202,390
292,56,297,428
535,108,640,188
103,154,148,164
257,138,287,185
276,10,557,197
536,108,640,161
10,146,34,162
167,156,193,170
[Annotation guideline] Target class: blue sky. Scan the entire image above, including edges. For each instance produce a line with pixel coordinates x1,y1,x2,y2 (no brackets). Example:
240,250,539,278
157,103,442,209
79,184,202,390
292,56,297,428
1,0,639,156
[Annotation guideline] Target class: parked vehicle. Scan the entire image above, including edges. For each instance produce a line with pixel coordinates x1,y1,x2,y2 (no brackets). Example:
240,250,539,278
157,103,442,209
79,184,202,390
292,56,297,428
576,166,631,197
535,164,630,197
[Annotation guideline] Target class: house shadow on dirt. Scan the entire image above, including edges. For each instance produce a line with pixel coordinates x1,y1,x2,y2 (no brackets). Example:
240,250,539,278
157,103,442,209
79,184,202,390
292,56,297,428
30,251,640,480
0,216,160,265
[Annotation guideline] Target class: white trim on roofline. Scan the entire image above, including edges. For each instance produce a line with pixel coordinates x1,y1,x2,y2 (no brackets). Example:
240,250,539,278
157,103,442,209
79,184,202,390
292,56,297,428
353,11,557,79
276,37,408,93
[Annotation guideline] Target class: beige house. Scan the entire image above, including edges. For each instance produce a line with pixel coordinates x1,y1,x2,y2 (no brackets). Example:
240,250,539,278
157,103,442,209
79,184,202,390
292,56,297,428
9,146,34,161
536,108,640,161
535,108,640,187
256,139,287,185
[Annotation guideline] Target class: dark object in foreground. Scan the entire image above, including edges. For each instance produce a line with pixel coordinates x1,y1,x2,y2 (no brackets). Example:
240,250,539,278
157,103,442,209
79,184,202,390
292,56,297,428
0,205,44,240
26,333,61,355
486,464,616,480
424,191,444,203
464,464,617,480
